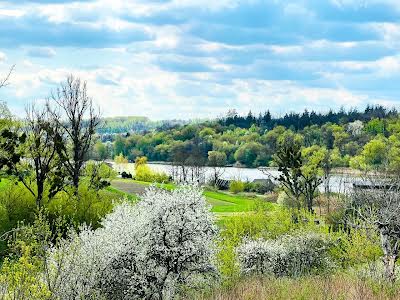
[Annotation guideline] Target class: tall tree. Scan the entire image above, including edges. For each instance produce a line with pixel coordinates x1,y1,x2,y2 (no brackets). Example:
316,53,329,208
273,138,303,210
48,75,100,193
24,105,64,207
207,150,227,186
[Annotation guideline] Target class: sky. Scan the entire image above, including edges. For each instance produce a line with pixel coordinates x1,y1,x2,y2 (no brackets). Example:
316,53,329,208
1,0,400,120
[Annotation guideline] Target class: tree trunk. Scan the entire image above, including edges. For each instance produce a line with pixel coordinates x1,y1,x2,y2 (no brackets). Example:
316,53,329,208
380,230,397,282
383,255,396,282
37,180,44,208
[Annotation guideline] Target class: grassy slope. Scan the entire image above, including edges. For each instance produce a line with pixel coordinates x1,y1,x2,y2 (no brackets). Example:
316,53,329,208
110,179,273,214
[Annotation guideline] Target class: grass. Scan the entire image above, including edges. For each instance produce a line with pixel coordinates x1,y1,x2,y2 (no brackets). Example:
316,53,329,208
190,275,400,300
109,179,274,214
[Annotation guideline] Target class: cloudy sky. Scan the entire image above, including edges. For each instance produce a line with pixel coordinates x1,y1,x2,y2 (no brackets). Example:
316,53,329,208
0,0,400,119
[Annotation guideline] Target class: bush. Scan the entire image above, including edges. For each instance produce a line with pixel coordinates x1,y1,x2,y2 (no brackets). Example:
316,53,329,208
0,182,36,256
0,246,51,300
46,184,115,231
244,180,276,194
229,180,245,194
134,164,169,183
237,232,334,277
49,185,218,299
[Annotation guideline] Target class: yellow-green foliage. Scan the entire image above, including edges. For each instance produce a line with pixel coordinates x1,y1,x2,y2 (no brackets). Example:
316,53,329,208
0,182,36,254
134,156,148,168
0,246,51,300
46,184,115,230
330,228,383,268
114,153,128,164
134,164,169,183
229,180,245,194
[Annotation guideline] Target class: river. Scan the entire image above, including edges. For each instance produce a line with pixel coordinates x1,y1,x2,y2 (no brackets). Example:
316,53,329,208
112,162,357,193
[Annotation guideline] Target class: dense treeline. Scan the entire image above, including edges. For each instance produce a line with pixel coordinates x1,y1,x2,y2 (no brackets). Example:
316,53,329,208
95,105,400,170
220,105,397,130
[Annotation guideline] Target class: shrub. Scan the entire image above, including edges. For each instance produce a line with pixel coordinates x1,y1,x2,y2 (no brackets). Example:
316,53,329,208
0,246,51,300
229,180,245,194
49,185,218,299
244,180,276,194
0,182,36,256
134,164,169,183
237,232,334,277
46,184,115,231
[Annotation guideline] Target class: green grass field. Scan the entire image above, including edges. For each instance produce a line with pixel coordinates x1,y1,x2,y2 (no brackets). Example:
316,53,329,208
110,179,275,214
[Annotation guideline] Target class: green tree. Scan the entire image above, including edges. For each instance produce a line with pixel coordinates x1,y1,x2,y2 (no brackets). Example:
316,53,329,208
208,150,227,186
234,142,263,167
350,136,388,170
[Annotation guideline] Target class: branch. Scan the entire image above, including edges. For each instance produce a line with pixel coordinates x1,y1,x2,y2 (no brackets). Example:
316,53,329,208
0,65,15,88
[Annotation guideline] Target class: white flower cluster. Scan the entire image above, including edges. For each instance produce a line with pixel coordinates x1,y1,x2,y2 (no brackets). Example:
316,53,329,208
237,233,333,277
48,185,218,299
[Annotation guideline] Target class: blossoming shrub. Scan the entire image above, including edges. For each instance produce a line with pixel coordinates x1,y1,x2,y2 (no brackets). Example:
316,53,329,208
237,233,334,277
49,185,218,299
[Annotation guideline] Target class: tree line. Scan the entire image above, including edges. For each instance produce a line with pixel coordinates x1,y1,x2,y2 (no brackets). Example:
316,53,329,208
95,106,400,172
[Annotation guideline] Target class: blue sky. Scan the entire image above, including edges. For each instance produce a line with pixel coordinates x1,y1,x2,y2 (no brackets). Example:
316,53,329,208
1,0,400,119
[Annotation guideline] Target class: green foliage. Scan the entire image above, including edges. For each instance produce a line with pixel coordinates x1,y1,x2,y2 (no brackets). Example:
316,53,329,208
134,164,169,183
0,246,51,299
0,182,36,255
350,136,388,170
330,229,382,269
234,142,264,167
229,180,245,194
46,184,115,230
207,151,227,167
243,180,276,194
84,161,117,191
365,118,386,135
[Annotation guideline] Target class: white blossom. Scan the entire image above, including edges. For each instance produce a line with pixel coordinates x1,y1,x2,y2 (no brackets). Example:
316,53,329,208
48,185,218,299
237,233,333,277
347,120,364,136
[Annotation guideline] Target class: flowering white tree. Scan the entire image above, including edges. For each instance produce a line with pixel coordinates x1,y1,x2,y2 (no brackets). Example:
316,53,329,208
101,185,218,299
48,185,218,299
347,120,364,136
237,233,333,277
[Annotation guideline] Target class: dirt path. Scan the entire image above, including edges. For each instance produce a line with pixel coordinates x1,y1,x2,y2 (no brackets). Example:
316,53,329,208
111,180,148,195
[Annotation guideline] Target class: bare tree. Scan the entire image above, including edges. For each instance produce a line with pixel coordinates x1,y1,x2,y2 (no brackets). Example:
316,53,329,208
48,75,100,193
349,173,400,282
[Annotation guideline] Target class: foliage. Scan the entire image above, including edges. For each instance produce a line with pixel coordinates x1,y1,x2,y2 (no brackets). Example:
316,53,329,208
46,184,115,230
114,152,128,164
229,180,245,194
101,105,400,169
243,180,276,194
134,164,169,183
84,161,117,192
0,246,51,300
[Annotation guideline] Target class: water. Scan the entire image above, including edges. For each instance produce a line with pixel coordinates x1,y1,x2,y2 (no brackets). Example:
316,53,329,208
113,162,356,193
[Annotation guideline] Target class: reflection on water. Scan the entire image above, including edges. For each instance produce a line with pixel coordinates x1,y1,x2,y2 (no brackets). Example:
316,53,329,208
113,162,357,193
